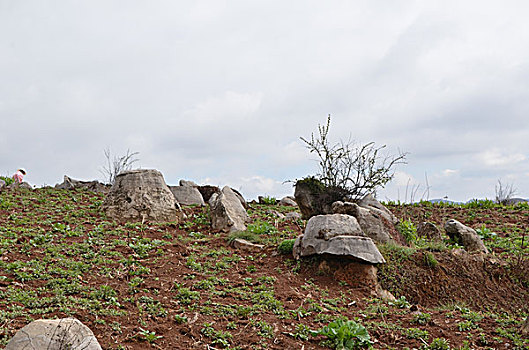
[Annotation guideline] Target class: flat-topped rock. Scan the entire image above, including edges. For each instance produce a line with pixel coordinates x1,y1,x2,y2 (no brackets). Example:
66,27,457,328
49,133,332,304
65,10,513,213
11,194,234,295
169,186,205,206
102,169,181,223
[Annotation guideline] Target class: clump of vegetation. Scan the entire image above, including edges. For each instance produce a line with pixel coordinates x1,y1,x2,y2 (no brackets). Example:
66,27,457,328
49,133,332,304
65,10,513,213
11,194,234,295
0,176,14,186
397,219,417,244
277,239,296,255
311,319,372,349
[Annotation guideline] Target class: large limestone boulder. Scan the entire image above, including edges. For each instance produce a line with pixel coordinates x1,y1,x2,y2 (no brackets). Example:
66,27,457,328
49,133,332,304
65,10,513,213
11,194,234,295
294,179,344,219
209,186,250,232
179,179,198,187
5,318,102,350
332,200,397,244
169,186,205,206
55,175,110,194
293,214,385,264
444,219,488,254
102,169,181,223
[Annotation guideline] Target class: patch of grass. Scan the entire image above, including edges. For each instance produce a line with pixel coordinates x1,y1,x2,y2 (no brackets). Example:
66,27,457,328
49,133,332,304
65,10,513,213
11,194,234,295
277,239,296,255
311,319,372,349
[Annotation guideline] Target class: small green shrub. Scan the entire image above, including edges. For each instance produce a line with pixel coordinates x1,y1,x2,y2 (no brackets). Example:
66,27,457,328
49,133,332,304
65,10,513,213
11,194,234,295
423,252,438,268
397,219,417,244
260,196,277,205
311,319,372,349
412,312,432,325
0,176,14,186
277,239,295,255
227,231,262,245
421,337,450,350
404,327,429,340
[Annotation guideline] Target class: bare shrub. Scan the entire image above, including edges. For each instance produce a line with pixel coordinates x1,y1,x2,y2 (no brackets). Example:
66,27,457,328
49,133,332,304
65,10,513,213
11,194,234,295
495,179,517,205
300,115,407,201
101,148,140,184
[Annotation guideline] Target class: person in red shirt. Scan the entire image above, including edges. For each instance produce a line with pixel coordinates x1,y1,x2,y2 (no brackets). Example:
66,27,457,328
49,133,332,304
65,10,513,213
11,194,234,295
12,168,26,183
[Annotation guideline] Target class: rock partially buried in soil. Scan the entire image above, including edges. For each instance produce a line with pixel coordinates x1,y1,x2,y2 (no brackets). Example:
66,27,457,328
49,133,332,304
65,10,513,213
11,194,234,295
102,169,182,223
293,214,385,264
55,175,110,194
332,200,398,244
231,238,264,252
209,186,250,232
169,186,205,206
444,219,488,254
5,318,102,350
417,221,443,242
279,196,297,207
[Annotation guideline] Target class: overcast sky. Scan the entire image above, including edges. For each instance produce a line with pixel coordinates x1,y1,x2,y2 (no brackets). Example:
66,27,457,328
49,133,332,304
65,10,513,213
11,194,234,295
1,1,529,201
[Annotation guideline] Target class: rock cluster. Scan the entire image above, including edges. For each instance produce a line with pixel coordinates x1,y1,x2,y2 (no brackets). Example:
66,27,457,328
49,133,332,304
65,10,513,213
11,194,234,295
55,175,110,193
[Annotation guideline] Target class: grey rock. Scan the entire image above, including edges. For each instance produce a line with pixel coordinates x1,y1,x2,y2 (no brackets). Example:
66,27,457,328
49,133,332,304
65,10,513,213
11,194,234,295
209,186,250,232
286,211,302,220
0,179,5,188
7,182,33,190
266,209,285,219
102,169,182,223
294,180,336,219
304,214,364,241
231,187,248,209
231,238,264,252
444,219,488,254
197,185,221,202
5,318,102,350
169,186,205,206
179,179,198,187
417,222,443,241
294,214,384,264
358,194,398,225
332,201,395,243
279,196,298,207
55,175,110,193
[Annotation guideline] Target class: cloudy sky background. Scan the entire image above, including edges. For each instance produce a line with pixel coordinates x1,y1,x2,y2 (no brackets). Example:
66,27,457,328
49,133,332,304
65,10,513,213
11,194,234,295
1,1,529,201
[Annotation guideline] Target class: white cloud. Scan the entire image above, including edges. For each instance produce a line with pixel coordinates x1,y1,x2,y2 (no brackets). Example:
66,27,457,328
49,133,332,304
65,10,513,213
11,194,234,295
476,149,526,167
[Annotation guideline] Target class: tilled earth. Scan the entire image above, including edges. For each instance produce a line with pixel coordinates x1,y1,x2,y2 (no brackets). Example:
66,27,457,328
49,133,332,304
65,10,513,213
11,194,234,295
0,188,527,349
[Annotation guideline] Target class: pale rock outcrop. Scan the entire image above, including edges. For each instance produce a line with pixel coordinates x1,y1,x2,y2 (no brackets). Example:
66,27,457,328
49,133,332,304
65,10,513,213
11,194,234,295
5,318,102,350
179,179,198,187
358,194,398,225
209,186,250,232
55,175,110,193
332,201,396,244
279,196,298,207
102,169,182,223
444,219,488,254
169,186,205,206
417,222,443,241
293,214,385,264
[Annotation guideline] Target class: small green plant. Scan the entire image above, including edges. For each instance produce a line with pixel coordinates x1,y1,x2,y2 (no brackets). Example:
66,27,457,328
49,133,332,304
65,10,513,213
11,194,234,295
403,327,429,340
137,328,163,343
388,296,411,309
311,319,372,349
423,252,438,268
0,176,14,186
475,225,497,239
260,196,277,205
421,337,450,350
277,239,295,255
412,312,432,325
397,219,417,244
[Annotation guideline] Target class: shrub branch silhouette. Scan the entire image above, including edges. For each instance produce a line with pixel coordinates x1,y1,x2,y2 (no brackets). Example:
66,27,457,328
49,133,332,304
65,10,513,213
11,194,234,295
301,115,407,201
